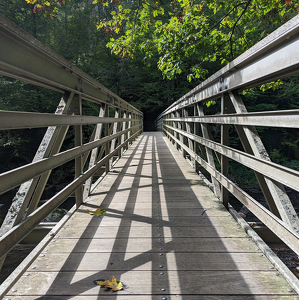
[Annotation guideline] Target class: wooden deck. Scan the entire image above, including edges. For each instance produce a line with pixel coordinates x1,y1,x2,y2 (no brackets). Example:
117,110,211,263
6,132,297,299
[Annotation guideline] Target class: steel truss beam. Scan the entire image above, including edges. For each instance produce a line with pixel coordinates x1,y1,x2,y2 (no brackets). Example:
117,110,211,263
0,124,140,195
165,124,299,195
0,130,142,263
228,91,299,233
164,109,299,128
0,111,138,130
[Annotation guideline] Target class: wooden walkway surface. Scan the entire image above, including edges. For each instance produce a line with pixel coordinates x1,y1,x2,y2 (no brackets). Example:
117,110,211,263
6,132,297,299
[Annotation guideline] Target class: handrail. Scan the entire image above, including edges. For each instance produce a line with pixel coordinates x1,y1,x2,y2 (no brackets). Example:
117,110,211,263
0,110,137,130
0,125,140,195
156,14,299,262
0,12,143,286
0,15,141,114
157,14,299,119
0,129,141,262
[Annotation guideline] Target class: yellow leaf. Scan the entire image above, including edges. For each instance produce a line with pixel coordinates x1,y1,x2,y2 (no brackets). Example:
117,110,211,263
95,276,124,291
88,208,106,216
97,22,104,29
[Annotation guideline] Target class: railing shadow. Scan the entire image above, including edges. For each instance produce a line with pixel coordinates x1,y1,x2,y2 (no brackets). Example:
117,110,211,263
35,132,252,299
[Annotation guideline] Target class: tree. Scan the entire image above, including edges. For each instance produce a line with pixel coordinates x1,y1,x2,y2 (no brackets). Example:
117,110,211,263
91,0,298,81
24,0,298,82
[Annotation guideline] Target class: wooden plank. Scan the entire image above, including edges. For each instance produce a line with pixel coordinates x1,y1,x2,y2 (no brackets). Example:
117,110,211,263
26,252,273,272
56,225,246,238
81,199,224,208
65,215,242,227
6,271,295,296
6,296,298,300
43,237,265,253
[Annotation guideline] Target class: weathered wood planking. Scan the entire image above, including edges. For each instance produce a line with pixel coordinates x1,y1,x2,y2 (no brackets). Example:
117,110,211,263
3,297,297,300
6,132,297,299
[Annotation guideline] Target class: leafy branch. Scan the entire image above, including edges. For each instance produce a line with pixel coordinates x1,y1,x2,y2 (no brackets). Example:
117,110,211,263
227,0,252,59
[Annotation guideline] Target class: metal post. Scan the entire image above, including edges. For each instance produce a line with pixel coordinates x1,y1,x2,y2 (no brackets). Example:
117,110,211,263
229,91,299,233
74,95,83,208
197,103,221,198
0,91,74,270
83,104,105,200
221,93,230,208
109,108,119,168
105,106,110,174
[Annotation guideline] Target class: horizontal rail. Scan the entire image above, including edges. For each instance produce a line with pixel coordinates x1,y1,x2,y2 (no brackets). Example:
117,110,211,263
164,130,299,256
165,109,299,128
0,204,77,297
158,14,299,119
0,110,139,130
156,14,299,285
0,125,140,195
165,124,299,193
0,15,142,116
0,13,143,286
0,129,141,262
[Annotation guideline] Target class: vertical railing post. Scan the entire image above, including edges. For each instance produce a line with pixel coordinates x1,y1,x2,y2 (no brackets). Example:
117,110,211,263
194,104,201,174
184,107,195,165
109,108,119,168
0,91,75,271
221,94,230,208
82,104,105,200
121,111,127,154
74,94,83,208
174,111,180,150
117,109,123,159
197,103,221,198
128,112,132,146
105,106,110,174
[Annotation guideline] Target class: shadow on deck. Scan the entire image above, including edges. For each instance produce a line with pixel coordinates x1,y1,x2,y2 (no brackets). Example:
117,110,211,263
6,132,296,299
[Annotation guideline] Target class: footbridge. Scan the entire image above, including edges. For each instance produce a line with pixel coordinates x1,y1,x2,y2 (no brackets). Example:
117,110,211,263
0,13,299,299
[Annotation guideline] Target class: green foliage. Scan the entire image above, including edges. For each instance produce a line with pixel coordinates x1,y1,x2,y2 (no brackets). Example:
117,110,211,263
236,74,299,182
90,0,298,81
0,77,59,112
0,76,60,172
21,0,299,82
25,0,65,20
229,161,259,187
242,79,284,95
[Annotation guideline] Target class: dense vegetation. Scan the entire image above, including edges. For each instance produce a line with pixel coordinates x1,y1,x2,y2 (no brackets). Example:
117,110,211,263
0,0,299,186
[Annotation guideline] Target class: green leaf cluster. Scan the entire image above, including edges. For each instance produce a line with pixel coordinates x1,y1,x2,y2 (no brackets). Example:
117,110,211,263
93,0,298,81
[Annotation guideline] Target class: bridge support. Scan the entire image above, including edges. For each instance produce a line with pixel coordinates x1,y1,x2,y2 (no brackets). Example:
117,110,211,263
228,91,299,233
0,91,75,270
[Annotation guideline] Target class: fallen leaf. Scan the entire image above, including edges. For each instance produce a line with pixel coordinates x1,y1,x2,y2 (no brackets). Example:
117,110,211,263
95,275,124,291
88,208,106,216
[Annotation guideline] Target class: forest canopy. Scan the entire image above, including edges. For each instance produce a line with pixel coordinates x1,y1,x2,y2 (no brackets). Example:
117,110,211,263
24,0,298,81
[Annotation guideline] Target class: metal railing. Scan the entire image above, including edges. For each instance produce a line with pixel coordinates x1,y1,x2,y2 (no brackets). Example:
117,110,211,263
156,15,299,262
0,13,143,290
